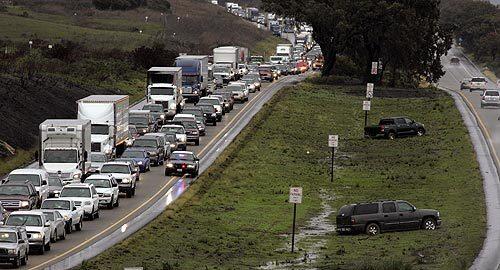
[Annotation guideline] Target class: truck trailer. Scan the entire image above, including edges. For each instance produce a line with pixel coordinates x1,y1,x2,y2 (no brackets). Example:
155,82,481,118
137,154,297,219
147,67,184,118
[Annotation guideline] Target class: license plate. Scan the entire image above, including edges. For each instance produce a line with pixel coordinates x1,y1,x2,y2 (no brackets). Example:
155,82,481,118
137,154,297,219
177,169,183,172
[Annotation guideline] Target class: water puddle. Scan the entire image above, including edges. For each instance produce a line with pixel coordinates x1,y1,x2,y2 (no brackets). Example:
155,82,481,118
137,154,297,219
259,191,336,270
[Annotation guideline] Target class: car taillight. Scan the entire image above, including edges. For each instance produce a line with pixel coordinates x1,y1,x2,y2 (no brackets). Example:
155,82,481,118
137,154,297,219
351,217,356,224
182,163,187,169
380,125,384,132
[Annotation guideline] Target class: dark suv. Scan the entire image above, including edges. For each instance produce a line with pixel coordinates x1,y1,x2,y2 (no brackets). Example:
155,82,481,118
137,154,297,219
0,183,39,211
336,200,441,235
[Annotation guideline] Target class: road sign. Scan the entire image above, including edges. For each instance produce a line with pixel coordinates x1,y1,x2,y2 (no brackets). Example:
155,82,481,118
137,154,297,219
363,100,371,111
289,187,302,204
328,135,338,148
366,83,374,99
371,62,378,75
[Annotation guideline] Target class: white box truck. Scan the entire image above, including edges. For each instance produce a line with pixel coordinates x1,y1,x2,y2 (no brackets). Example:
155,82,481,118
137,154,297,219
147,67,184,118
213,46,239,80
38,119,91,185
276,44,293,62
76,95,129,158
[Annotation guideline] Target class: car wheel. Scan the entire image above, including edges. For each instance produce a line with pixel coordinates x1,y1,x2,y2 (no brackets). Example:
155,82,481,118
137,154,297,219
213,121,217,126
88,207,95,221
44,240,51,251
95,210,100,219
51,230,57,243
365,223,380,236
126,190,133,198
75,219,82,231
38,243,44,255
66,221,72,234
132,186,136,196
60,228,66,240
195,140,200,146
146,163,151,172
387,132,396,140
20,253,27,266
165,170,171,176
160,158,164,165
12,255,20,268
417,128,425,137
108,197,114,209
422,217,437,230
114,197,120,207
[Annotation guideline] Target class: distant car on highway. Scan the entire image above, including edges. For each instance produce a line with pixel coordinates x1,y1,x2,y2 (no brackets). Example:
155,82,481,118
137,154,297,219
84,174,120,209
160,124,187,150
48,177,64,198
129,136,164,166
4,211,52,254
364,117,425,140
0,182,39,211
41,198,84,233
195,104,218,126
450,57,460,64
120,149,151,172
60,183,100,220
481,90,500,108
6,168,49,207
165,151,200,177
461,77,487,91
32,210,66,243
99,162,138,198
0,226,28,267
336,200,441,235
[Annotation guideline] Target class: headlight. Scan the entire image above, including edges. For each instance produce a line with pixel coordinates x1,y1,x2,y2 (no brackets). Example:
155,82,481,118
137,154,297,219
103,193,112,197
194,91,198,95
166,163,174,168
104,148,112,154
180,136,187,142
84,201,91,205
211,113,216,117
137,161,143,165
20,201,30,207
142,129,147,133
224,103,230,107
192,131,198,135
63,215,70,221
160,115,165,119
126,141,133,146
170,143,176,148
73,173,81,180
187,164,195,168
31,233,42,239
149,152,157,156
122,177,131,183
7,249,17,255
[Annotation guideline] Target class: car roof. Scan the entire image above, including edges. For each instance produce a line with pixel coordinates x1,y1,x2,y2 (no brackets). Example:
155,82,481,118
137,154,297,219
43,198,73,202
102,161,130,166
161,125,184,128
9,169,46,175
10,211,44,216
85,174,113,180
64,183,93,188
174,114,196,118
172,151,194,155
144,132,166,137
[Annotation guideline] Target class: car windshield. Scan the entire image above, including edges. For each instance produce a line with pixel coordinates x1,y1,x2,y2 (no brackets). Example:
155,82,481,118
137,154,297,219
42,212,55,221
100,165,130,174
471,77,486,82
227,85,243,91
183,121,198,129
91,124,109,135
61,187,91,198
161,127,184,134
129,126,138,135
182,76,198,85
121,151,145,158
8,174,41,186
0,186,30,196
165,134,177,143
129,117,149,125
171,153,195,161
132,139,157,148
485,91,499,96
6,215,42,227
150,87,174,95
214,67,229,73
0,232,17,243
183,110,202,117
143,105,163,112
48,178,63,187
85,179,111,188
91,154,107,163
44,149,78,163
41,200,70,210
199,99,219,105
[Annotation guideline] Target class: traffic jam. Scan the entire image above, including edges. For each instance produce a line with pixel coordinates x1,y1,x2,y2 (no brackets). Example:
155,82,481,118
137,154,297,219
0,41,322,267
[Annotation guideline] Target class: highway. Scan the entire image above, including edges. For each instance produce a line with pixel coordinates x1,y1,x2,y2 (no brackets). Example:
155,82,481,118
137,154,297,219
438,46,500,270
4,74,308,270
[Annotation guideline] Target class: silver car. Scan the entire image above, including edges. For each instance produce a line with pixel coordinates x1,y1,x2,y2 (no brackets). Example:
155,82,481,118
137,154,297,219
34,210,66,242
481,90,500,108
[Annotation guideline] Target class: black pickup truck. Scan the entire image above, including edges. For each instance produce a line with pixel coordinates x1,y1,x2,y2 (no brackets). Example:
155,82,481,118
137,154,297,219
364,117,425,139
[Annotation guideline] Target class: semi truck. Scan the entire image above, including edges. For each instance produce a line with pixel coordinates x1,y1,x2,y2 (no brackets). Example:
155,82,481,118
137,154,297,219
213,46,239,80
276,44,293,62
147,67,184,118
38,119,91,185
77,95,129,158
175,55,209,99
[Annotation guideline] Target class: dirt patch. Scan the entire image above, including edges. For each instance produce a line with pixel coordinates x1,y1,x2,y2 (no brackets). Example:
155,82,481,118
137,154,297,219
0,74,119,149
342,86,446,99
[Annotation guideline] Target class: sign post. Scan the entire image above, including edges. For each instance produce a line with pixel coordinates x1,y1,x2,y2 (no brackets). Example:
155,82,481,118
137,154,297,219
289,187,302,253
328,135,338,182
371,62,378,75
363,100,371,127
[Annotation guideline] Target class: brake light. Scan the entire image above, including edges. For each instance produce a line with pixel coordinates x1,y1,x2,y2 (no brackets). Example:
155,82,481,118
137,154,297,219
380,125,385,132
182,163,187,169
351,217,356,224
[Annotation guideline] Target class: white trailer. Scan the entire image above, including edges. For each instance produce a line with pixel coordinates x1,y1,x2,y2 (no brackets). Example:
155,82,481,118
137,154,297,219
213,46,239,80
276,43,293,61
76,95,129,157
38,119,91,185
147,67,184,118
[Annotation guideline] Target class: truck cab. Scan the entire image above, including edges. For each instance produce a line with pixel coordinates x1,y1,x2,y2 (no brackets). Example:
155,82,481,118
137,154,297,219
147,67,184,118
38,119,91,185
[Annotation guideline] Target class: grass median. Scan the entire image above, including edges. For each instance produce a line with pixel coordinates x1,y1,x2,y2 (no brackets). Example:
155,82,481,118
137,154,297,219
80,80,485,269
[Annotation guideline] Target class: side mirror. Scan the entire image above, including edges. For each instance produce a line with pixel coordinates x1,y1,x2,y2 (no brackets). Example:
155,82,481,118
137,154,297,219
42,180,48,185
54,193,60,198
18,239,25,244
412,206,417,212
44,221,51,227
73,206,77,211
95,169,100,174
0,221,4,226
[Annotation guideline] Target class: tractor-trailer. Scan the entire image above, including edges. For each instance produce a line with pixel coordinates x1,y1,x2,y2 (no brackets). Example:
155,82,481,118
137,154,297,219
147,67,184,117
76,95,130,158
175,55,209,99
38,119,91,185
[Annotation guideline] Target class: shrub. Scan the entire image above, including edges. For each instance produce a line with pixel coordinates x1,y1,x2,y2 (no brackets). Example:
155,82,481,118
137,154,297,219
148,0,170,11
92,0,146,10
130,44,177,69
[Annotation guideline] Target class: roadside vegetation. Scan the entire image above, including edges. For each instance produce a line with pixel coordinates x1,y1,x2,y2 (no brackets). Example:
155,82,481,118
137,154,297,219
0,0,284,172
80,79,484,269
440,0,500,78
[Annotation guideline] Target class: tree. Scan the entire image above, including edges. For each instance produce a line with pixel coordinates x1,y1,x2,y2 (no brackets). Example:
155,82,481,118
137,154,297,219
262,0,452,84
15,50,45,85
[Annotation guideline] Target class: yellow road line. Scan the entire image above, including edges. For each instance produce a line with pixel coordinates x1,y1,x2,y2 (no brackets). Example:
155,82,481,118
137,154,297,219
31,78,281,269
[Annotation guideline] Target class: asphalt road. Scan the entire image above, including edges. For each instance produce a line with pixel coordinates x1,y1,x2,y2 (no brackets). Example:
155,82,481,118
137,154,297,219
7,74,307,270
438,46,500,270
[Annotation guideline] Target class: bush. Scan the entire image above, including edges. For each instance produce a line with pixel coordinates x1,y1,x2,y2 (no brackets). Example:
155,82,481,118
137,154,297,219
130,44,177,69
148,0,170,11
305,75,362,85
43,40,84,63
92,0,146,10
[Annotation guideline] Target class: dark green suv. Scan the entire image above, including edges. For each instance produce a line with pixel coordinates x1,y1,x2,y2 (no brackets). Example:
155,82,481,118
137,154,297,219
336,200,441,235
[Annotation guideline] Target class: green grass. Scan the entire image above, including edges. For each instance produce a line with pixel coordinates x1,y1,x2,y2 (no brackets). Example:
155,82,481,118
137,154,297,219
80,81,484,270
252,36,287,60
0,149,34,176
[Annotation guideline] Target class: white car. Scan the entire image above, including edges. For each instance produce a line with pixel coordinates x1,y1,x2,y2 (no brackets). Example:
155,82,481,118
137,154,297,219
4,211,52,254
84,174,120,209
481,90,500,108
173,114,196,122
229,82,250,97
6,168,49,206
32,210,66,243
41,198,84,233
60,183,100,220
99,162,138,198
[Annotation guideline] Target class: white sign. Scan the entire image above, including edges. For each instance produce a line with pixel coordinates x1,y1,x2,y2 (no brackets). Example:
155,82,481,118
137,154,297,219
366,83,374,99
363,100,371,111
328,135,338,148
289,187,303,204
497,79,500,88
371,62,378,75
